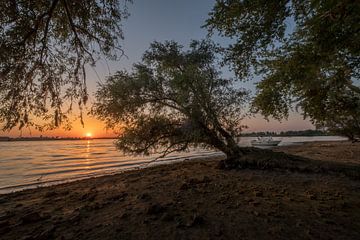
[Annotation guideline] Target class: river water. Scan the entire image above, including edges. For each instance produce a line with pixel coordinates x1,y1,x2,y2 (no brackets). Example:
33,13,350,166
0,136,346,194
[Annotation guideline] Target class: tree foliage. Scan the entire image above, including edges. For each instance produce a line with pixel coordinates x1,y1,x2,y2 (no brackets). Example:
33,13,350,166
0,0,130,130
206,0,360,139
92,40,248,158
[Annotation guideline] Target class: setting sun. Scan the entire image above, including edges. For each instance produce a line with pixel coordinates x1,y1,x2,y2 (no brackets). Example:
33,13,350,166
86,133,92,138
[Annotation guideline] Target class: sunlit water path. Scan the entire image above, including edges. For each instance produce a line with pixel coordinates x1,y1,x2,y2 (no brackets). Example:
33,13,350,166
0,136,346,194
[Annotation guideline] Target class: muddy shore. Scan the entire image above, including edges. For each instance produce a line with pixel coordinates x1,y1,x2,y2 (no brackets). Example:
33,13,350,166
0,141,359,240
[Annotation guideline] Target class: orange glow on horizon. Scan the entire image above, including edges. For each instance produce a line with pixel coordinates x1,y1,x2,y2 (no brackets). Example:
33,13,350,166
0,113,314,138
0,116,117,138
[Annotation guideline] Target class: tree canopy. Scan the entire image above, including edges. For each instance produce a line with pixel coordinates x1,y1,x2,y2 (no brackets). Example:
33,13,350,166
206,0,360,139
0,0,130,130
92,40,248,159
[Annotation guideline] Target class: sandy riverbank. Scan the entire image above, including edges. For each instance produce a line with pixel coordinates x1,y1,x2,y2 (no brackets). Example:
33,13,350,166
0,141,359,239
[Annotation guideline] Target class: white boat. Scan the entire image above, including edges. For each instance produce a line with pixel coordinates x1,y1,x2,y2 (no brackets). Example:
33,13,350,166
251,136,281,147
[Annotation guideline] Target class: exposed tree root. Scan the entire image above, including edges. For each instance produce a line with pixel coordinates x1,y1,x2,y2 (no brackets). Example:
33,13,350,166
218,148,360,180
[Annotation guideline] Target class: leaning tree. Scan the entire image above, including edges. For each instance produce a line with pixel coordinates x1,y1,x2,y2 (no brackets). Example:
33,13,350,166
206,0,360,140
0,0,130,130
92,40,249,163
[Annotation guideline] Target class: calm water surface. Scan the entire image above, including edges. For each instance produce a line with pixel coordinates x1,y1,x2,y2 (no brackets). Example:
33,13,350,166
0,136,346,193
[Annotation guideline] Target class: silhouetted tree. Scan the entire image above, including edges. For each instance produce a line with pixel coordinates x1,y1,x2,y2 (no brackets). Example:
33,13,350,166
92,40,248,161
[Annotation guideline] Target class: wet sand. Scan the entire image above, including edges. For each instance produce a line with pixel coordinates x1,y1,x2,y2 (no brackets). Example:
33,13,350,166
0,141,359,240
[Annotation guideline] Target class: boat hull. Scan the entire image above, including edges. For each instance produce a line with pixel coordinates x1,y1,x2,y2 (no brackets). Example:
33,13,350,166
251,140,281,147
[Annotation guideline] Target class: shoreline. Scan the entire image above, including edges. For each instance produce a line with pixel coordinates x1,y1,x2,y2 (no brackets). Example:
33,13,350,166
0,139,349,195
1,140,359,239
0,152,225,195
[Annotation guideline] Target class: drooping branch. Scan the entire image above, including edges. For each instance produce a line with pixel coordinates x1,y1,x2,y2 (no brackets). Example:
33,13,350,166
0,0,129,130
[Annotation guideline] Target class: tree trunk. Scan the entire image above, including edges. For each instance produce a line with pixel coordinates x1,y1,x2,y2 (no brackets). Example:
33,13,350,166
195,118,248,169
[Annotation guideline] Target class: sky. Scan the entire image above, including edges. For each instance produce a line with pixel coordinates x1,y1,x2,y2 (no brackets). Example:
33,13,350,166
2,0,314,138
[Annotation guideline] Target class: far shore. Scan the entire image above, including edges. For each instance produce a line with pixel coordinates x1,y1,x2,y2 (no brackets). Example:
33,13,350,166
0,140,359,240
0,137,117,142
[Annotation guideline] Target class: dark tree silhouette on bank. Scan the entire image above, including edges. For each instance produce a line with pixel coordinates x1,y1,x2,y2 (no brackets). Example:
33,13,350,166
92,40,248,161
0,0,130,130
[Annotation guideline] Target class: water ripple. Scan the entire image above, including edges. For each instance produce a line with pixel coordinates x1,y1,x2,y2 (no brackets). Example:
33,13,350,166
0,136,346,194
